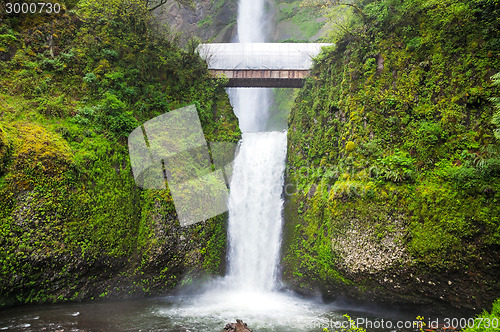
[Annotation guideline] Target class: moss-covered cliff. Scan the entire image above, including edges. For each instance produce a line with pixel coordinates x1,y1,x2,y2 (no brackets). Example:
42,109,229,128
273,0,327,42
0,0,240,307
283,0,500,311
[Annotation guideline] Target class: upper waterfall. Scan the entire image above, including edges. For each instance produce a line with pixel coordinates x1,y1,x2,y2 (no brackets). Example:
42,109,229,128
229,0,271,132
237,0,268,43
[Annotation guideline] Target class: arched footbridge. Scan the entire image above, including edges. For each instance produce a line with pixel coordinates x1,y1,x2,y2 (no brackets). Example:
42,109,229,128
198,43,331,88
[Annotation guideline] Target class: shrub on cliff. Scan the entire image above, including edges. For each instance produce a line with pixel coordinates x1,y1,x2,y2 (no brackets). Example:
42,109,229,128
283,0,500,310
0,0,239,307
464,298,500,331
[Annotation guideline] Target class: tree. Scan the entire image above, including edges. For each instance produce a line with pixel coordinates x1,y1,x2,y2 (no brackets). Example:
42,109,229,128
301,0,368,42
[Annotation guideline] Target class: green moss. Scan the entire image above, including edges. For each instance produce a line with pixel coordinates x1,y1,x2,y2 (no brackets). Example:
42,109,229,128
283,0,500,306
0,0,239,307
0,123,12,175
276,1,326,42
464,298,500,332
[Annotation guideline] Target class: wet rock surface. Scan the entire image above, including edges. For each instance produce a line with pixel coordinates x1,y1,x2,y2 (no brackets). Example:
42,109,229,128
281,193,500,312
154,0,238,45
331,218,410,273
222,319,253,332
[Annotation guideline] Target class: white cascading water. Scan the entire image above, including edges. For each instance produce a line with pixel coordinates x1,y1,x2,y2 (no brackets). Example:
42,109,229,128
229,0,271,132
159,1,336,329
226,0,286,291
226,131,287,291
237,0,267,43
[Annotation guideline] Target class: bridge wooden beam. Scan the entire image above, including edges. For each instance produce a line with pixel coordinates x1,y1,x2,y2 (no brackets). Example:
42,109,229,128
209,69,310,88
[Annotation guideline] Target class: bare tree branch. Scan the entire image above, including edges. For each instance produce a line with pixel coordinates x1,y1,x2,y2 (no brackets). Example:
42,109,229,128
145,0,194,12
301,0,367,19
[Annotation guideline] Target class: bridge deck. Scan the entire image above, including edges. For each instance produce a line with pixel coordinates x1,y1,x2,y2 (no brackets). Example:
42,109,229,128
199,43,331,88
209,69,309,88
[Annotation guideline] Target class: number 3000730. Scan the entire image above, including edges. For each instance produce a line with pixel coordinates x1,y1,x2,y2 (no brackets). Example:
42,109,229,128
5,2,61,14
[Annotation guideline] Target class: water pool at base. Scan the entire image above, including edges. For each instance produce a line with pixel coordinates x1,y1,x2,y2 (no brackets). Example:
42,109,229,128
0,289,448,332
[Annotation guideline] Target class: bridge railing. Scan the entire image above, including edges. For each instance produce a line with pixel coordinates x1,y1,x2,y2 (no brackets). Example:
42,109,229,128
197,43,332,70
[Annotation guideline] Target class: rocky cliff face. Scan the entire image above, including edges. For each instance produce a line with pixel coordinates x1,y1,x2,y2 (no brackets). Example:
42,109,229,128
272,0,327,42
0,2,241,308
153,0,327,44
282,0,500,311
154,0,239,44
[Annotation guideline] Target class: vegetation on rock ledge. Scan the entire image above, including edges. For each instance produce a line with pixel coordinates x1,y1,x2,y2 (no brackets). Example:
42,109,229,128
283,0,500,311
0,0,240,307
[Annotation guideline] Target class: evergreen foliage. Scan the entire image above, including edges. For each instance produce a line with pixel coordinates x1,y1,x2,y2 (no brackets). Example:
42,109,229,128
464,298,500,331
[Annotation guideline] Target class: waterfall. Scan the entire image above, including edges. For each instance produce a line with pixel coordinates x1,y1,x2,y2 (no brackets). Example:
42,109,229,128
229,0,271,133
226,132,287,290
237,0,267,43
158,1,335,329
226,0,287,291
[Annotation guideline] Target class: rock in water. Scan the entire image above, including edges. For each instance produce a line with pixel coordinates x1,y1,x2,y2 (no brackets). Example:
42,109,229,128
222,319,253,332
